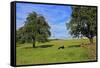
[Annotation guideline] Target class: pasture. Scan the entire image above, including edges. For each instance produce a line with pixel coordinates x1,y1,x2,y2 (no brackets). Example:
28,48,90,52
16,38,96,65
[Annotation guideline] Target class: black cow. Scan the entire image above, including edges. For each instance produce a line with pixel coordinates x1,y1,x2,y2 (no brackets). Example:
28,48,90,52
58,45,64,49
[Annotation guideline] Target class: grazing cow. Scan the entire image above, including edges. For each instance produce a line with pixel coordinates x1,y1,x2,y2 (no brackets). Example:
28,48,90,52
58,45,64,49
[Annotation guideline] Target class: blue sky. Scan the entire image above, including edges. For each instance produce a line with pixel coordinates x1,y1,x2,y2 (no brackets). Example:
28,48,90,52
16,3,72,39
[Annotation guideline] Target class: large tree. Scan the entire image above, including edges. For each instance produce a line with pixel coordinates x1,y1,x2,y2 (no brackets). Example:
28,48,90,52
67,6,97,44
17,12,51,48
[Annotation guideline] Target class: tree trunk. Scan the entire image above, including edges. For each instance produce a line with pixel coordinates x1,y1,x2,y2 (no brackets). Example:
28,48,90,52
89,38,93,44
32,37,35,48
33,41,35,48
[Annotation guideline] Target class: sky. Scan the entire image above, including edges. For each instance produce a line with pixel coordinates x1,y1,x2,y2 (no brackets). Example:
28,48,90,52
16,3,72,39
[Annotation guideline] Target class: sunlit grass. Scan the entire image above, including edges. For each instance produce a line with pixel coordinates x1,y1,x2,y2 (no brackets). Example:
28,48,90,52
16,38,97,65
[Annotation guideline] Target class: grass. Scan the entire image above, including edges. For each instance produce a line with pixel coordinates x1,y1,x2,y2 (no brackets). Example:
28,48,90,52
16,38,97,65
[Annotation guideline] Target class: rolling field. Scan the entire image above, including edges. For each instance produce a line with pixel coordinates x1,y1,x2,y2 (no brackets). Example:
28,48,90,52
16,39,96,65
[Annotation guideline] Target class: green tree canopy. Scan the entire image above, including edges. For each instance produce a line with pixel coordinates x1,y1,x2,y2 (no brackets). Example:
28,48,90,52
67,6,97,44
17,12,51,48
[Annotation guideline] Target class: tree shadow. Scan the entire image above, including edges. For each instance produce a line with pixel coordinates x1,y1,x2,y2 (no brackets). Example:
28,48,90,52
24,44,54,49
24,47,33,49
68,45,81,48
36,44,54,48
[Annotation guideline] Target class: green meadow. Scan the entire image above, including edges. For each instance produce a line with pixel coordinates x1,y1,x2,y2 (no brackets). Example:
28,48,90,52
16,38,96,65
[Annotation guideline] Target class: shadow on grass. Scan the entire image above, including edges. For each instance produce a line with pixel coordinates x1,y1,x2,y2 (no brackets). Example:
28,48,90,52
24,44,54,49
68,45,81,48
36,44,54,48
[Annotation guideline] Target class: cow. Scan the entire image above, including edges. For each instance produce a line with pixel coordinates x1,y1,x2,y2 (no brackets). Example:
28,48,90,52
58,45,64,49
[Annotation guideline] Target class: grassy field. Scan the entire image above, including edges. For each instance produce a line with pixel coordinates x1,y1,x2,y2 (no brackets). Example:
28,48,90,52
16,38,97,65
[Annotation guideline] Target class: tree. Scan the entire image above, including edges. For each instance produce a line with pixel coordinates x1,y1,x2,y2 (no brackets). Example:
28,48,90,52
17,12,51,48
16,27,25,44
67,6,97,44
